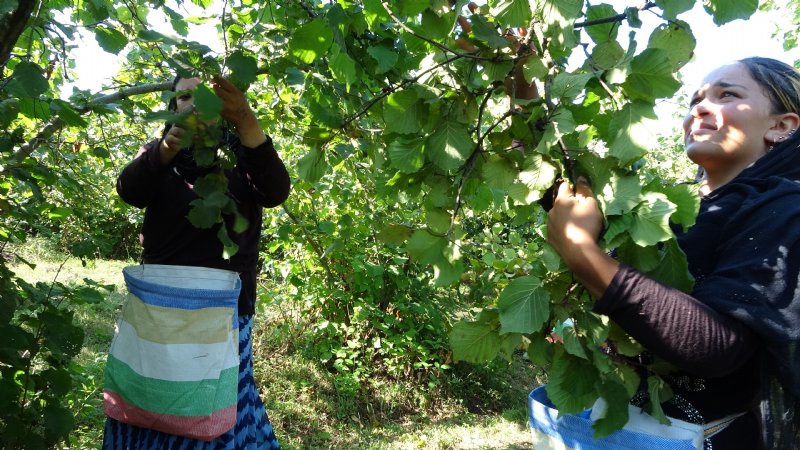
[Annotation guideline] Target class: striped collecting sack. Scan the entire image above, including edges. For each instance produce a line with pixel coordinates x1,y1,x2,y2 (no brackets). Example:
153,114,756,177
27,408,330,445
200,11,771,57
104,264,241,442
528,386,704,450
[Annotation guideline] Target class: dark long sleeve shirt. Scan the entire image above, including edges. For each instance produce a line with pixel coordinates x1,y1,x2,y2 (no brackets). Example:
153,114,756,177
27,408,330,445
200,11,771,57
592,176,800,449
117,136,290,315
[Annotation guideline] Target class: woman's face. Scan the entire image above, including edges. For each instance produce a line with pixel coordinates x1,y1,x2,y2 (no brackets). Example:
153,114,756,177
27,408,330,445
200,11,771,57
174,77,202,113
682,63,779,180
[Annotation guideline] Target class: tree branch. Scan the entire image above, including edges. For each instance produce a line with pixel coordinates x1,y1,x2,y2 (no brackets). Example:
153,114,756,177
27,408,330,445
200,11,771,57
573,1,657,28
8,81,172,166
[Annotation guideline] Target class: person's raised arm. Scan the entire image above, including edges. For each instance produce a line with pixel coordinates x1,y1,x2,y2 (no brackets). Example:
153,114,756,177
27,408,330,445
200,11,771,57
211,76,267,149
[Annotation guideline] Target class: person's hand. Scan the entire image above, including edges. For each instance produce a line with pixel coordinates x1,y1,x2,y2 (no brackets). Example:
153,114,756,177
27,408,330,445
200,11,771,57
210,76,267,148
211,76,257,129
159,124,189,164
546,177,604,264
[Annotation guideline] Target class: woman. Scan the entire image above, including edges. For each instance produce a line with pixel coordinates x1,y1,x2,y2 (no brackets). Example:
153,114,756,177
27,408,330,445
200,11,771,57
107,76,290,449
546,57,800,449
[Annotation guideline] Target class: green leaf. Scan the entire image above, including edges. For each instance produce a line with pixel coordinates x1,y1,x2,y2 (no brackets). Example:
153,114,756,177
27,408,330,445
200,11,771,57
450,319,502,363
539,0,583,24
217,226,239,259
421,9,455,40
192,173,228,198
608,101,657,165
377,224,413,245
426,119,473,171
432,257,464,286
227,50,259,91
585,4,619,43
164,6,190,36
297,147,329,183
363,0,391,30
616,239,660,272
50,99,88,127
621,48,681,102
383,90,424,134
547,349,600,414
591,40,625,70
467,14,510,49
92,147,110,158
550,72,592,101
602,215,632,249
497,275,550,334
551,107,576,135
289,19,333,63
40,310,83,358
401,0,429,16
704,0,758,25
406,229,446,264
426,208,451,234
187,199,221,228
646,375,672,424
367,45,398,74
607,322,643,357
522,57,548,84
630,192,676,247
558,323,588,359
526,334,554,367
658,183,700,231
329,44,358,89
508,154,558,204
47,206,72,220
648,21,695,70
482,60,514,84
6,62,49,99
593,379,632,438
94,26,128,54
601,174,641,216
193,84,222,121
654,0,694,19
137,29,180,45
44,404,74,443
648,239,694,293
481,154,517,190
0,98,19,128
233,213,249,234
190,0,213,7
490,0,531,28
41,368,72,397
387,136,425,173
308,89,343,128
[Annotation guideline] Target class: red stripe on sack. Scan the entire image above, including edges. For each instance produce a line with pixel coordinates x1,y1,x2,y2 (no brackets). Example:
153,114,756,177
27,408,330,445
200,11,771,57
103,390,236,442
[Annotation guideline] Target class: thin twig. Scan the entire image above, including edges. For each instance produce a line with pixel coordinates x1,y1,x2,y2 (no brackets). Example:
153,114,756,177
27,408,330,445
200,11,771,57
448,85,508,236
573,2,657,28
380,1,487,61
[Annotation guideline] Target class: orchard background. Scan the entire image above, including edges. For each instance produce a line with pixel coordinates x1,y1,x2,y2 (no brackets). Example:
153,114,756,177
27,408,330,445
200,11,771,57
1,0,798,448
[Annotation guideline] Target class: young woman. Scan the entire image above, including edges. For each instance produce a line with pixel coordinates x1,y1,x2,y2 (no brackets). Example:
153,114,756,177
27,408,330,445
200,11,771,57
107,76,290,449
546,57,800,449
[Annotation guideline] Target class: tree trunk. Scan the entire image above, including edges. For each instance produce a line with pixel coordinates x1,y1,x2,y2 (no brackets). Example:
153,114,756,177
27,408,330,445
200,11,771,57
0,0,37,74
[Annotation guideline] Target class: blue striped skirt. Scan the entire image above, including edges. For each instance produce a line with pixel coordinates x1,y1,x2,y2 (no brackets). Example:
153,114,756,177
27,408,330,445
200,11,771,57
103,315,280,450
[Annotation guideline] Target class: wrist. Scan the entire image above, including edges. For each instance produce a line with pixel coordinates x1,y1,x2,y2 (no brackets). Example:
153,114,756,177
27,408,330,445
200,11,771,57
562,243,618,298
158,139,179,165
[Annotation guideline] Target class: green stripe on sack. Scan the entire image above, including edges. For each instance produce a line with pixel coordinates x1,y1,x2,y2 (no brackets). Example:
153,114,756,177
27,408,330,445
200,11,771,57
104,355,238,416
122,293,232,344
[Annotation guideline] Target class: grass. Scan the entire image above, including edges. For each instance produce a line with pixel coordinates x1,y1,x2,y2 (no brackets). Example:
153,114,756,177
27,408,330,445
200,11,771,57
8,238,542,449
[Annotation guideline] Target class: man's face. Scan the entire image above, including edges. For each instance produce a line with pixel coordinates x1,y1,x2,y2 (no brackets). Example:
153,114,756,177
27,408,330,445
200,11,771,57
174,77,202,113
